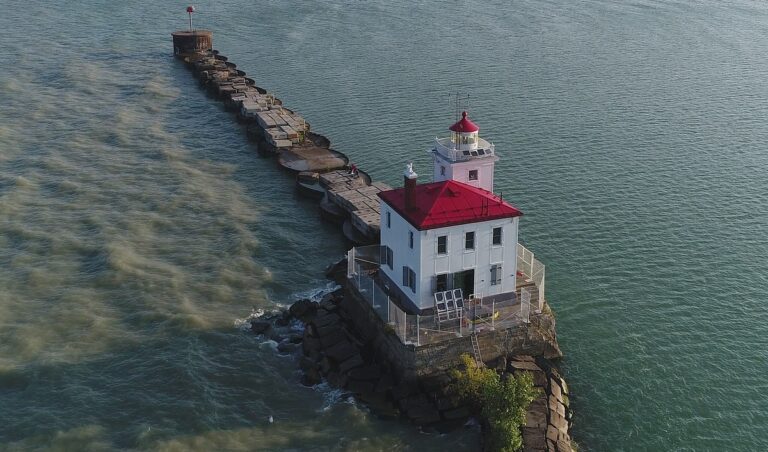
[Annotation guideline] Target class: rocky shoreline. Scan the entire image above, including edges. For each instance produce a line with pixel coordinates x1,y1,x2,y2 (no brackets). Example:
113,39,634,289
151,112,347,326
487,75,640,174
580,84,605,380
251,282,574,452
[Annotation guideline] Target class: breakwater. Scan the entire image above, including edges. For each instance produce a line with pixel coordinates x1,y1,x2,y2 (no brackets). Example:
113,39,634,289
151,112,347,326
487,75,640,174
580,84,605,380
172,30,573,451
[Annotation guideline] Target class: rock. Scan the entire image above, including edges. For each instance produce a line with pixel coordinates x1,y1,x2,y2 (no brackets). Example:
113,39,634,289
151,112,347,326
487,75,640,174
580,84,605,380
319,356,332,375
277,341,298,354
420,372,452,393
522,427,547,451
250,321,272,335
436,396,460,411
347,365,382,382
325,341,358,363
556,439,573,452
407,403,441,425
275,310,292,326
442,406,470,420
374,373,394,394
319,328,347,348
525,400,547,429
550,378,563,401
357,392,399,420
532,370,548,388
509,361,542,372
547,439,556,452
391,381,417,401
339,354,365,373
290,299,316,321
326,371,347,388
512,355,536,362
302,335,321,357
313,312,341,330
324,258,347,285
546,425,559,443
551,412,568,434
494,355,507,372
299,356,316,372
288,334,303,344
301,367,322,386
347,379,376,395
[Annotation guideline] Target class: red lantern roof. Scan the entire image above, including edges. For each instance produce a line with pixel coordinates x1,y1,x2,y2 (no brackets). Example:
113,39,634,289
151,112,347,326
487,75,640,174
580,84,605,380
187,6,196,13
378,180,521,230
449,111,479,133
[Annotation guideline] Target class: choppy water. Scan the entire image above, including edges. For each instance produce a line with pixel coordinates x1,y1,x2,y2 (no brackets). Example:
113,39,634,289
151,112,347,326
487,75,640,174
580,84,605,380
1,0,767,450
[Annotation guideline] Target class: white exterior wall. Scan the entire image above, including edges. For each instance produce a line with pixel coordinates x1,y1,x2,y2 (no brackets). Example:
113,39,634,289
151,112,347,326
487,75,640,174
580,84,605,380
380,198,519,311
418,217,519,309
432,154,496,192
379,201,423,306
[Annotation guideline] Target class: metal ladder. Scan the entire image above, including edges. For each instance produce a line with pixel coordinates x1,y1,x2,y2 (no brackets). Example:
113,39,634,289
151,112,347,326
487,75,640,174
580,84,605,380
470,333,483,367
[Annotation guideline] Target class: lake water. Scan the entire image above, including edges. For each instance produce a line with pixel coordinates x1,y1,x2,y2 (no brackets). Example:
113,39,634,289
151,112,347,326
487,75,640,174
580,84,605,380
1,0,767,450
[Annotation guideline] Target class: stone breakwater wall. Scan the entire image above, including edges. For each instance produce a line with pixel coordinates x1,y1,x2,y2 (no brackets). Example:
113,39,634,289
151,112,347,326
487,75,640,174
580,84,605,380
172,33,574,451
249,282,574,451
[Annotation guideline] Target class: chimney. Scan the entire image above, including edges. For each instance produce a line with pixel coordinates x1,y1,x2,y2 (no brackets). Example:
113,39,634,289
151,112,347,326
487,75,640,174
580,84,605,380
404,162,418,211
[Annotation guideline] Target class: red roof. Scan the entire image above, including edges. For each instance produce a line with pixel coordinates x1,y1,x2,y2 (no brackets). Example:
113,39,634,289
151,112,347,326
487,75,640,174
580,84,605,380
449,111,479,133
378,180,522,230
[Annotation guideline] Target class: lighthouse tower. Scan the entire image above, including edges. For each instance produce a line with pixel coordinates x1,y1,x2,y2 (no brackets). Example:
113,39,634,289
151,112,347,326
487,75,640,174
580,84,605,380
430,111,498,192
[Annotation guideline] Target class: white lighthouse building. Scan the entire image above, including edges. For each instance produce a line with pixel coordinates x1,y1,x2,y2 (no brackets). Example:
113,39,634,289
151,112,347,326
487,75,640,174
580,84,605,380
377,112,522,314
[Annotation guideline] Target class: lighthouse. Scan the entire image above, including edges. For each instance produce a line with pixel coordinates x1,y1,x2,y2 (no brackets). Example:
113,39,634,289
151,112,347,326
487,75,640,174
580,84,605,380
377,113,520,314
431,111,498,192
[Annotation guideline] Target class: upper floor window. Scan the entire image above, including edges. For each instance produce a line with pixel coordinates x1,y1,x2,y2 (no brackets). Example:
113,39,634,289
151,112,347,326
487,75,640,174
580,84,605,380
409,231,414,249
386,211,391,228
492,227,502,246
465,231,475,250
437,235,447,254
440,166,446,176
469,170,478,181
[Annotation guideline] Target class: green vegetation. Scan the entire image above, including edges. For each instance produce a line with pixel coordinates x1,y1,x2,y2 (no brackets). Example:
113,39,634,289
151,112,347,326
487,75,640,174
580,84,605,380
451,354,540,452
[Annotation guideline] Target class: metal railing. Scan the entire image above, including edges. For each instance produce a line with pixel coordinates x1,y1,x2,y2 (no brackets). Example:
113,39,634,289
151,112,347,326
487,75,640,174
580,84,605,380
347,245,539,347
433,137,495,162
517,243,545,312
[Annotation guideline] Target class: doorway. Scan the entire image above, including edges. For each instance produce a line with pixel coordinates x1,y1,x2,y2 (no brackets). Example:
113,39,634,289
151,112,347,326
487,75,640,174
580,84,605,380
452,269,475,298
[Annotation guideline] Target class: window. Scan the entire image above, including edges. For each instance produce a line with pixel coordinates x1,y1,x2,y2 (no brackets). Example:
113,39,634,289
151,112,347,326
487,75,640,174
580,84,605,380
492,227,502,246
386,211,391,228
490,264,502,286
468,170,478,181
409,231,414,249
437,235,447,254
440,166,446,176
380,246,393,270
465,231,475,250
435,274,448,292
402,266,416,293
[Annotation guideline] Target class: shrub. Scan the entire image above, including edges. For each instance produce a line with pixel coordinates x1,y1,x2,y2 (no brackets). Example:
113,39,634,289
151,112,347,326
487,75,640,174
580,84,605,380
451,354,539,452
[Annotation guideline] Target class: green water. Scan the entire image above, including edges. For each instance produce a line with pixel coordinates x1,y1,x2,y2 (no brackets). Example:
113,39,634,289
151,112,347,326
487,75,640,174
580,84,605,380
1,0,767,450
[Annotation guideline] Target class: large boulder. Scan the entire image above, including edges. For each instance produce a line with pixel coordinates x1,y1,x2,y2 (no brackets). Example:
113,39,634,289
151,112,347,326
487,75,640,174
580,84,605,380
289,299,317,322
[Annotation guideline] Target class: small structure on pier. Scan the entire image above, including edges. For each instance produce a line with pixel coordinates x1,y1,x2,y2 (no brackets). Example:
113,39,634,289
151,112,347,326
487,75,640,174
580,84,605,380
172,30,213,57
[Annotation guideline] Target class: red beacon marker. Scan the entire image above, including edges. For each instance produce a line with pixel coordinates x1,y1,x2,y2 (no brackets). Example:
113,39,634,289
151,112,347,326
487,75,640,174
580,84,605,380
186,6,196,31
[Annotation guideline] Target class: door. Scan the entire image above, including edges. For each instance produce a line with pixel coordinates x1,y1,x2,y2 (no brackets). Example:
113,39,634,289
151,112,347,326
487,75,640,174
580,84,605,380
452,269,475,298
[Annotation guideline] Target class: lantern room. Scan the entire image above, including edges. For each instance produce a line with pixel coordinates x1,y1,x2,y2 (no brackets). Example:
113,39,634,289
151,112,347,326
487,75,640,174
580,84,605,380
449,111,480,151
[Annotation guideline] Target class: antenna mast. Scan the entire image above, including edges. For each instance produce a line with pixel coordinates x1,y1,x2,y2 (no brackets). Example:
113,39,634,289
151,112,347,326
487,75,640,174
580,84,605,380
448,92,471,123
